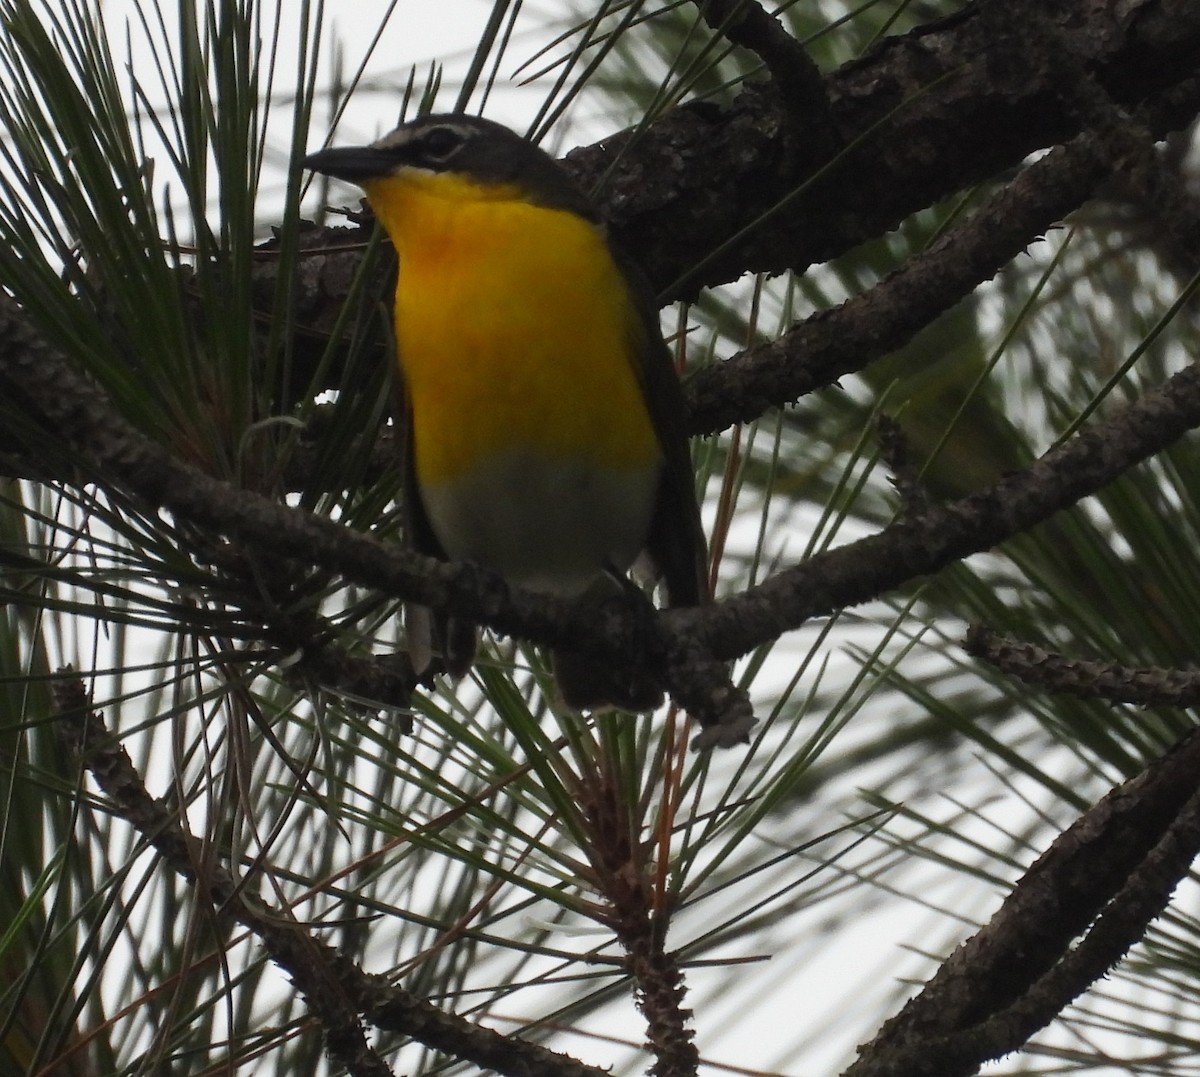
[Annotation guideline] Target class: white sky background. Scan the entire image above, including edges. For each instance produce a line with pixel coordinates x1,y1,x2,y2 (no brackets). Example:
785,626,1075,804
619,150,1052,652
59,2,1183,1075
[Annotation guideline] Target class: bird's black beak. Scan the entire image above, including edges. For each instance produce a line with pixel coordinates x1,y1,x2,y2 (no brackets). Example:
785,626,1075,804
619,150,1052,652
302,145,392,183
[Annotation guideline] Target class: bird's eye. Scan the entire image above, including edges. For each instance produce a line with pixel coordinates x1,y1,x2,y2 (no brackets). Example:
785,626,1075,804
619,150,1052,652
420,125,465,163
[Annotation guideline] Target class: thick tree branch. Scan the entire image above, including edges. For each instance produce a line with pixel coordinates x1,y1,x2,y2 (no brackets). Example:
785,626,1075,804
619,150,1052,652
7,294,1200,741
567,0,1200,296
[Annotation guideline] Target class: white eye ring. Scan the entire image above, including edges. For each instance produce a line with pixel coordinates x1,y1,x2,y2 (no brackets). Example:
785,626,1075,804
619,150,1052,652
420,125,465,162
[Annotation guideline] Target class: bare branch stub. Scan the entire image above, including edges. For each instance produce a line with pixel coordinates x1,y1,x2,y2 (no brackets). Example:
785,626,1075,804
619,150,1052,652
695,0,838,159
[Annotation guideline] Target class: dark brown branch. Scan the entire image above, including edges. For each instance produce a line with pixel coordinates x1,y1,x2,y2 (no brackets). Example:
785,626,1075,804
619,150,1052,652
669,358,1200,663
0,295,758,743
9,294,1200,743
566,0,1200,295
846,723,1200,1077
694,0,837,157
684,116,1153,436
628,941,697,1077
51,668,610,1077
52,670,395,1077
293,647,420,723
189,536,424,714
573,763,698,1077
965,625,1200,706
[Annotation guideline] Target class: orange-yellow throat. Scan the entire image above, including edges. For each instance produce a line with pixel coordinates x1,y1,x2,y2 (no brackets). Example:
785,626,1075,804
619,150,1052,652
364,169,663,594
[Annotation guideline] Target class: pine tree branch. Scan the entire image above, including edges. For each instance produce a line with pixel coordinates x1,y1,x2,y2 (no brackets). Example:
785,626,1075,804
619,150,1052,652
965,625,1200,706
52,670,396,1077
8,294,1200,743
568,0,1200,295
846,724,1200,1077
671,357,1200,663
574,764,699,1076
51,668,611,1077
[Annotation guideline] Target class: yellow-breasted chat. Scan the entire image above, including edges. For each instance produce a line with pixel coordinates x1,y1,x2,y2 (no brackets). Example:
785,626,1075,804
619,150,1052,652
303,114,707,711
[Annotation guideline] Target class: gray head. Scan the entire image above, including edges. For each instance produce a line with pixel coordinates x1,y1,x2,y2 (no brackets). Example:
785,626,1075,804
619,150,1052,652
303,114,596,218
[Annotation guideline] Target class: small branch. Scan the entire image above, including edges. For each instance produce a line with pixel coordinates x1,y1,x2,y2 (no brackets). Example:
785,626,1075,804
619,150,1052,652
52,670,395,1077
845,723,1200,1077
666,639,757,750
628,940,697,1077
295,647,420,724
965,625,1200,706
695,0,837,157
193,537,423,716
575,762,698,1077
51,668,611,1077
877,414,932,517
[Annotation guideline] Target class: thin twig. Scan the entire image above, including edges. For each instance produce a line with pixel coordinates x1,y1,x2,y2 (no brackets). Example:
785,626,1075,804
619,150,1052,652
966,625,1200,706
877,414,932,518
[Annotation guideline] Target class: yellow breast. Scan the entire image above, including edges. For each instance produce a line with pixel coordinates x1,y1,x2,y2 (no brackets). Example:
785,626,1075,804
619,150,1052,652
363,171,661,487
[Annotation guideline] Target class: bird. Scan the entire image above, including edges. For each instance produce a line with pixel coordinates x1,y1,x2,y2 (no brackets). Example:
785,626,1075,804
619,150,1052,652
303,113,707,712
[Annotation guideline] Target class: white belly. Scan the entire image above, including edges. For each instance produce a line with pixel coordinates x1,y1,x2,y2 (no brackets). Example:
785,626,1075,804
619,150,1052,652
420,450,660,596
